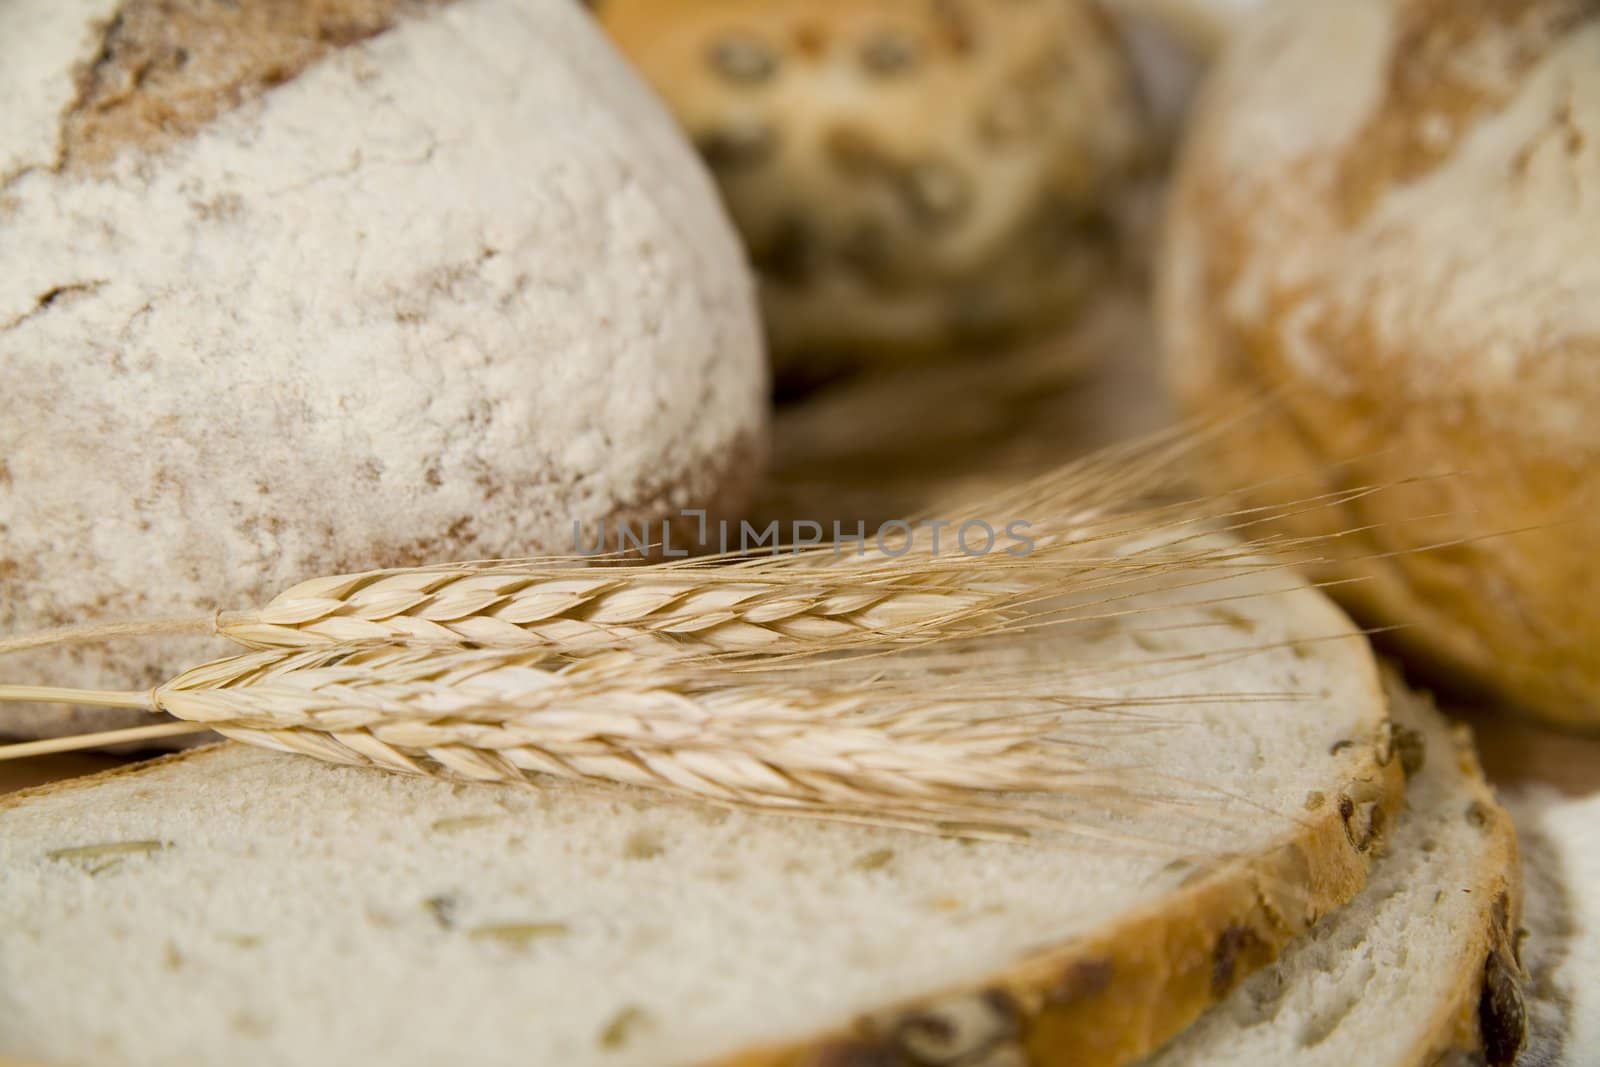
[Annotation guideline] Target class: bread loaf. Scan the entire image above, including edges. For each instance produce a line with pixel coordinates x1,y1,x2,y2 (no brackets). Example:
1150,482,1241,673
0,559,1401,1067
595,0,1151,374
1160,0,1600,728
0,0,767,739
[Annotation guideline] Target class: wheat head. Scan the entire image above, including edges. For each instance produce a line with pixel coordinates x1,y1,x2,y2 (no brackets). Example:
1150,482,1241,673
136,641,1202,838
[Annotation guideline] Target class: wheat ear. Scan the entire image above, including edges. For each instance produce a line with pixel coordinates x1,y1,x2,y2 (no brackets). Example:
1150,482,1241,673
0,642,1212,839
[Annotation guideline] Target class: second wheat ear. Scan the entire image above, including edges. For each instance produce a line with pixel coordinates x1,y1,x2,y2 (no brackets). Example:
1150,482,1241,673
1,641,1208,840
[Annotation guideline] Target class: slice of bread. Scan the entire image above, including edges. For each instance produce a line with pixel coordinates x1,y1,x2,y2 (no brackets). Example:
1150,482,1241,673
1141,679,1527,1067
1506,788,1600,1067
0,567,1400,1067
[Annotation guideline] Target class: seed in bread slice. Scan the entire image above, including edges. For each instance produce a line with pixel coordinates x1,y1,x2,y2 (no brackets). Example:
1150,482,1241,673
1141,678,1527,1067
0,566,1399,1067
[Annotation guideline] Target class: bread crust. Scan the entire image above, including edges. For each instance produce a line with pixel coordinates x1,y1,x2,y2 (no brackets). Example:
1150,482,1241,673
1409,721,1527,1067
710,692,1404,1067
1160,0,1600,728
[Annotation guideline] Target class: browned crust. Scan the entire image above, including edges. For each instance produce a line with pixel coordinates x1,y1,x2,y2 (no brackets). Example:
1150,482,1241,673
58,0,453,173
710,739,1404,1067
1333,0,1598,222
1161,0,1600,729
1412,718,1528,1067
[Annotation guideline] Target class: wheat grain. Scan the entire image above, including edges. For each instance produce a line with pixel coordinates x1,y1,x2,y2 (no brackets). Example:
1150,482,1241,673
211,508,1352,659
1,639,1243,839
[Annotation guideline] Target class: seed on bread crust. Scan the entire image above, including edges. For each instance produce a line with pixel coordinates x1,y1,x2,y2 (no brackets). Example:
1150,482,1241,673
1339,793,1387,853
888,989,1022,1065
698,121,782,170
1479,893,1528,1066
1210,924,1268,998
860,31,921,77
708,34,781,84
597,0,1151,364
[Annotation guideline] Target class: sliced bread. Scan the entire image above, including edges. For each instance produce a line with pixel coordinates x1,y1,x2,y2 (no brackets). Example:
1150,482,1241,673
1505,788,1600,1067
0,567,1400,1067
1141,679,1526,1066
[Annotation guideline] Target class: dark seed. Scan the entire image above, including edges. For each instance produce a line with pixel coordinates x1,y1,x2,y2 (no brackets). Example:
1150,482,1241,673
896,160,973,228
753,216,823,285
1046,957,1114,1005
707,35,779,85
861,31,920,76
838,219,899,287
824,124,890,177
1480,896,1527,1066
978,92,1046,146
696,121,779,170
1211,925,1264,998
1395,725,1427,778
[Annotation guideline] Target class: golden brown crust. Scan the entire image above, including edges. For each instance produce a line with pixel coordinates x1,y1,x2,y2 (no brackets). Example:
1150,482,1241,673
1411,720,1527,1067
1332,0,1594,221
711,744,1404,1067
58,0,454,172
1161,0,1600,728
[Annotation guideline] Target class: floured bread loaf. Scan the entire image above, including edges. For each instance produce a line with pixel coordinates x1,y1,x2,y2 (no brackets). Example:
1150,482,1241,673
1143,680,1527,1067
0,564,1400,1067
1160,0,1600,728
0,0,767,740
595,0,1151,373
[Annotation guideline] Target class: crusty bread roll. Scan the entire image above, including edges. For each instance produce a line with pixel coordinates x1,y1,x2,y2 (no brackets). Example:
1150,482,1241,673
0,0,766,739
1160,0,1600,728
595,0,1151,374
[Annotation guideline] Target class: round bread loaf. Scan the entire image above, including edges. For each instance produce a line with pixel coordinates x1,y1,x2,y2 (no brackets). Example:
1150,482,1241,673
1160,0,1600,728
0,0,767,738
595,0,1151,375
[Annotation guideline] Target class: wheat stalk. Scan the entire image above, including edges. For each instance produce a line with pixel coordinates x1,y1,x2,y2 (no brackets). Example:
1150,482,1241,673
0,418,1430,667
0,640,1237,839
208,483,1382,659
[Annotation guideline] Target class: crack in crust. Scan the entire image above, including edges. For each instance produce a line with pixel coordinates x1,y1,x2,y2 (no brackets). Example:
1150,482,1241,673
1335,0,1600,221
59,0,454,172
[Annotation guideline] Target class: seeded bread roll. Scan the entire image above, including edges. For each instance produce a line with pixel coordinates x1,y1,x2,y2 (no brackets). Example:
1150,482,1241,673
0,0,766,739
596,0,1152,374
1160,0,1600,728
